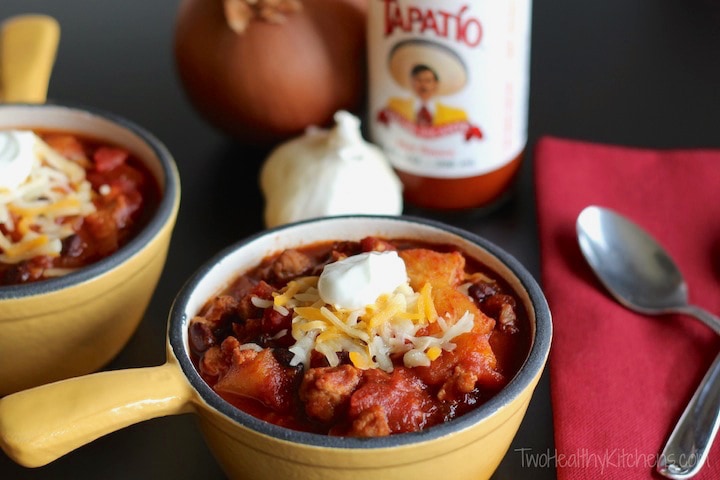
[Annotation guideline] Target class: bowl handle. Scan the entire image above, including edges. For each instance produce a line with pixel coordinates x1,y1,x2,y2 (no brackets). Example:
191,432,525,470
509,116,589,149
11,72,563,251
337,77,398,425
0,362,193,468
0,14,60,103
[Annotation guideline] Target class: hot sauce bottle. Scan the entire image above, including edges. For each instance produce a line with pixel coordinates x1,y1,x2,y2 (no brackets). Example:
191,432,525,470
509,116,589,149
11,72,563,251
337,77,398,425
368,0,532,210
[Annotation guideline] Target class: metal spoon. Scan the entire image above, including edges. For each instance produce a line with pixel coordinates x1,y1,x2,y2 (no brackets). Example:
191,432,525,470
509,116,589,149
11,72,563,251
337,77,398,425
576,205,720,479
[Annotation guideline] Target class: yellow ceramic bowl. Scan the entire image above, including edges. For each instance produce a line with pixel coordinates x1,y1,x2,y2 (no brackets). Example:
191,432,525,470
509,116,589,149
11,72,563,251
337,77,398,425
0,103,181,395
0,216,551,480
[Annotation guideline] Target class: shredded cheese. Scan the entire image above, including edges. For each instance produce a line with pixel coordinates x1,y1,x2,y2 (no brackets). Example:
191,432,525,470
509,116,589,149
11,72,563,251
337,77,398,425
0,133,96,264
251,275,475,372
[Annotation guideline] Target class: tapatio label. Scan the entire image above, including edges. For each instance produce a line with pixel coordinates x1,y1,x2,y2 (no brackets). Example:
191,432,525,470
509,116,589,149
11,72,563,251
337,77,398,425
368,0,532,179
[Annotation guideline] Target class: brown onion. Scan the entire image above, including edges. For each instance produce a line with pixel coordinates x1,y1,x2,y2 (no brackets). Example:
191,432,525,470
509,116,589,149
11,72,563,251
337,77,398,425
173,0,368,146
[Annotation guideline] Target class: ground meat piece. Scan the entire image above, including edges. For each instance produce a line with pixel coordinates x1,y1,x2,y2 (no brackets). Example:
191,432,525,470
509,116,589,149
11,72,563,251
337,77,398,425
225,274,258,302
438,366,480,401
199,345,226,379
414,333,505,402
202,295,239,325
237,280,275,320
267,249,312,284
225,337,256,364
497,303,518,333
300,365,362,422
199,336,245,380
349,405,391,437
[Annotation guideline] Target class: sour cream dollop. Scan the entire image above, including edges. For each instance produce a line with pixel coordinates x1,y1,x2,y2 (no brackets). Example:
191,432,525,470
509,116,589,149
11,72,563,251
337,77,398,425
318,250,408,310
0,130,37,190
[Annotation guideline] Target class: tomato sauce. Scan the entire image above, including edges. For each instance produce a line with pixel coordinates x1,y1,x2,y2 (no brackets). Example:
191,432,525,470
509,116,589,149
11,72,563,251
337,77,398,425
189,238,531,437
0,130,160,285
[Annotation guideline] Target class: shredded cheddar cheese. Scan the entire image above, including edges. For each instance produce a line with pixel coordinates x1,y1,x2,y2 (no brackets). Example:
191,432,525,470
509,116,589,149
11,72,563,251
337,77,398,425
254,275,475,372
0,134,96,264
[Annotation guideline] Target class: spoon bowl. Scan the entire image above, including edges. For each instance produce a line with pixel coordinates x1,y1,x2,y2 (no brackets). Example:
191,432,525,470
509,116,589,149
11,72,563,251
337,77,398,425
577,205,720,334
576,205,720,479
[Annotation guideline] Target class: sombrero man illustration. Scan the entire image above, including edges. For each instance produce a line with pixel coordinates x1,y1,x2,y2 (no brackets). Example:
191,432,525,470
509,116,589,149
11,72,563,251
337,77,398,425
377,39,482,140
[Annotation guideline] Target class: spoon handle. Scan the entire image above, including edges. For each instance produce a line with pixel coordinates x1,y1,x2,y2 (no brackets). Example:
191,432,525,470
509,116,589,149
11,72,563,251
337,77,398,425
674,304,720,336
657,349,720,479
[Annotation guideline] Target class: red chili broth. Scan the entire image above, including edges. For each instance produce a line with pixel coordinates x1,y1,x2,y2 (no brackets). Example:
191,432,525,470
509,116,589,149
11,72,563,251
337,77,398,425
189,238,532,436
0,129,161,285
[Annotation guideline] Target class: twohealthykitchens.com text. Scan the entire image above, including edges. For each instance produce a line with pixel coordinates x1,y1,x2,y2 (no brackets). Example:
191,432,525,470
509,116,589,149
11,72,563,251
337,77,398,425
514,448,705,474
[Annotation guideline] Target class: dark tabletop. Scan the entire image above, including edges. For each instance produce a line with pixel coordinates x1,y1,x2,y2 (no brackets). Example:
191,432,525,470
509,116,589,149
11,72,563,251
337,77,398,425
2,0,720,478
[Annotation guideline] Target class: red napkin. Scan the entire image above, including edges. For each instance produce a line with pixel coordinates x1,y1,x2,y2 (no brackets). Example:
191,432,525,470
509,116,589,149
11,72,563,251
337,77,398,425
534,136,720,479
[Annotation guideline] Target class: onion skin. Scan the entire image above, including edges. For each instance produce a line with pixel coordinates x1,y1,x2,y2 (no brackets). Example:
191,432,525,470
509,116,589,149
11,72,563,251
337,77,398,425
173,0,368,146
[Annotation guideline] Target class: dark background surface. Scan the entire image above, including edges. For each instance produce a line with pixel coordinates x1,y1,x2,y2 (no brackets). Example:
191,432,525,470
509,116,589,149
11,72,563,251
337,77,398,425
1,0,720,478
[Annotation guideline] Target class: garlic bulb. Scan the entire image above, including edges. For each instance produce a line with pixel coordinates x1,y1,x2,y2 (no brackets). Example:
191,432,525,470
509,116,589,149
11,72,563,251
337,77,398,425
260,111,403,228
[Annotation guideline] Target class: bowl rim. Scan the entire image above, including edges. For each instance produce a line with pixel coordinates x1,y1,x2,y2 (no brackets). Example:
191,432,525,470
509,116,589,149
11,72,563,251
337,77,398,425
169,214,552,449
0,102,180,300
